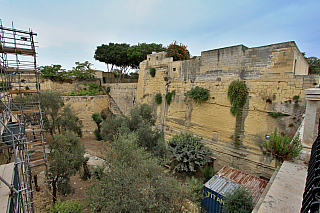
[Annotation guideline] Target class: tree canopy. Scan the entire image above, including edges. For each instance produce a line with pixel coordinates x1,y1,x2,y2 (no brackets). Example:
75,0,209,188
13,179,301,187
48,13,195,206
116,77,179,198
164,41,190,61
305,56,320,74
94,42,163,81
86,133,184,212
127,43,163,68
38,65,68,81
70,61,96,80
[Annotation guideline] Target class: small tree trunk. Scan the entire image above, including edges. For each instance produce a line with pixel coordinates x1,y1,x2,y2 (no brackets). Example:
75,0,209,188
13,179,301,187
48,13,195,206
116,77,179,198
53,181,57,203
34,174,40,191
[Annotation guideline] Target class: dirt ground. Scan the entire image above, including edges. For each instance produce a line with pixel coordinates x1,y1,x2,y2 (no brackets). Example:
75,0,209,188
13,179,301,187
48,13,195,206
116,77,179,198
32,131,109,212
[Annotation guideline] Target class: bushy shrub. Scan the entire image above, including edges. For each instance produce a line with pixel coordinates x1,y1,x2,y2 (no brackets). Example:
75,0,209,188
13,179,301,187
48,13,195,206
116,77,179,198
92,113,103,126
228,80,248,116
223,187,254,213
168,132,212,172
263,127,302,161
50,199,84,213
86,133,184,212
150,67,156,77
100,116,125,142
185,86,210,104
186,176,203,207
165,90,175,105
200,165,215,182
155,93,162,105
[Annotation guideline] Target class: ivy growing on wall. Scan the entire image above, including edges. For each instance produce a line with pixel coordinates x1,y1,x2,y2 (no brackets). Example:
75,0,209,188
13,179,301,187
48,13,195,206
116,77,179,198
184,86,210,104
150,67,156,77
165,90,175,105
155,93,162,105
227,80,248,116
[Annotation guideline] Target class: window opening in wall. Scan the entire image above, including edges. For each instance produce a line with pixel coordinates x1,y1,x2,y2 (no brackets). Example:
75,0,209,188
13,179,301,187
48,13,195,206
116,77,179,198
293,59,297,74
149,58,151,61
156,56,158,60
173,68,176,71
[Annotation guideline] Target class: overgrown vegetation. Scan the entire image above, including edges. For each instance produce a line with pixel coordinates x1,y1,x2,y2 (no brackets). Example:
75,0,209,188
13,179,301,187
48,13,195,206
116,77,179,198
228,80,248,116
263,127,303,161
155,93,162,105
38,61,96,81
86,133,184,212
92,112,103,140
50,199,84,213
168,132,212,172
47,131,85,202
165,90,175,105
223,187,254,213
100,104,167,159
150,67,156,77
67,83,104,96
38,65,68,81
185,86,210,104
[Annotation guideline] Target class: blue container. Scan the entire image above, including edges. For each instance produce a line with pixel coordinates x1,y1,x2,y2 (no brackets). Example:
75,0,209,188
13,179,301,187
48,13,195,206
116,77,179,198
202,175,240,213
202,187,225,213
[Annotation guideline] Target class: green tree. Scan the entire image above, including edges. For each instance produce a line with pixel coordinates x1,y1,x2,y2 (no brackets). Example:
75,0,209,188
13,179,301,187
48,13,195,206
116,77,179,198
38,64,69,81
165,41,190,61
47,131,85,202
57,105,82,137
94,43,131,82
92,112,103,140
70,61,96,80
305,56,320,74
168,132,212,172
40,90,65,136
263,127,303,162
86,133,184,212
127,43,164,68
223,187,254,213
228,80,248,116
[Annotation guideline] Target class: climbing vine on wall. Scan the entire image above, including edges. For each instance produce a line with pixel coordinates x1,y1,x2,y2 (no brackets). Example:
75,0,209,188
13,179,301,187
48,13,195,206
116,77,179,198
150,67,156,77
227,80,248,116
155,93,162,105
165,90,175,105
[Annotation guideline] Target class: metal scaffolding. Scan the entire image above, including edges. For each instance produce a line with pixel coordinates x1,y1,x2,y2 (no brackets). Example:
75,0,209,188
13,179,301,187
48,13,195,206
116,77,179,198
0,21,47,213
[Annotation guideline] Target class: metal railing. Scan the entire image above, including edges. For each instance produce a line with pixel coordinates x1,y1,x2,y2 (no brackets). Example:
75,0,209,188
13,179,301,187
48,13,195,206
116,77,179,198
301,118,320,213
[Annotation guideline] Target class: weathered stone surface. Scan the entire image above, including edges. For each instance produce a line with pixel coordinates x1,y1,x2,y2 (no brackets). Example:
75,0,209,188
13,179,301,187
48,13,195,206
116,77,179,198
256,161,307,213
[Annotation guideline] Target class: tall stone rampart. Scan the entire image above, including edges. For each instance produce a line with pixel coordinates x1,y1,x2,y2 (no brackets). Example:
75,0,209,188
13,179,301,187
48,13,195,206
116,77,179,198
136,41,317,179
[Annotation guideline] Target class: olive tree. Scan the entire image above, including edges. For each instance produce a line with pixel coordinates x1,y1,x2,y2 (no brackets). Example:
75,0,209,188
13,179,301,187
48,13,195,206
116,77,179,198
86,133,184,212
47,131,85,202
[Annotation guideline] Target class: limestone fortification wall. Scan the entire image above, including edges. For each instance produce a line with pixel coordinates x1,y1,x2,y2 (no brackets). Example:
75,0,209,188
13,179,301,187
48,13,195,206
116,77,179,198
135,41,317,179
103,83,137,116
22,41,315,179
62,95,109,132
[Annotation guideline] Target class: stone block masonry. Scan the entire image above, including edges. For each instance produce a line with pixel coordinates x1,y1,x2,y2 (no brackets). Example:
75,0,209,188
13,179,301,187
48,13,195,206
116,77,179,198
62,95,109,132
135,41,317,179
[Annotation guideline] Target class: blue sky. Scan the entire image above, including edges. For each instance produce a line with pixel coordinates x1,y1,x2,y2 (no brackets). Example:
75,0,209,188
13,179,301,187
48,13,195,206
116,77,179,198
1,0,319,71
